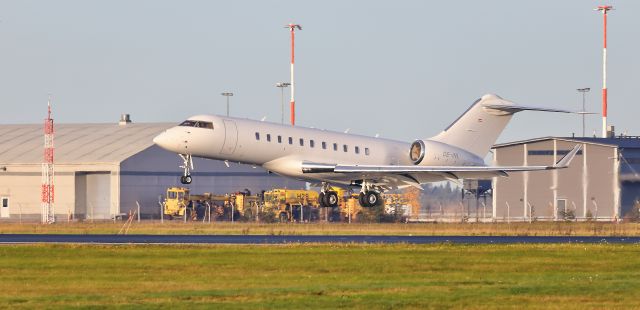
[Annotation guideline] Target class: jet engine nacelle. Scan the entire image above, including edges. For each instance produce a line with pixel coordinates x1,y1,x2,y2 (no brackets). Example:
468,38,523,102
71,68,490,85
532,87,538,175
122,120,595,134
409,139,483,166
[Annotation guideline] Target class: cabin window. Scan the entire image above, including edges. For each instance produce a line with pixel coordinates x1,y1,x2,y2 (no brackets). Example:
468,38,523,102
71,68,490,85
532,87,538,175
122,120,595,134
299,138,304,146
343,145,348,152
266,134,271,142
288,137,293,145
278,135,282,143
310,140,315,148
355,146,360,154
322,142,327,149
333,143,338,151
365,148,370,156
255,132,260,140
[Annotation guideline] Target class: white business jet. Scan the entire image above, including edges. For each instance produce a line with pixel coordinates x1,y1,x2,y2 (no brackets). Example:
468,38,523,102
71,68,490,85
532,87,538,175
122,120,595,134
153,94,580,208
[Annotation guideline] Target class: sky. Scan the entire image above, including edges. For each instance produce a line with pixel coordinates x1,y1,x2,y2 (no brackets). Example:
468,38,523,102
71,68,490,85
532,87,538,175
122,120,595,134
0,0,638,144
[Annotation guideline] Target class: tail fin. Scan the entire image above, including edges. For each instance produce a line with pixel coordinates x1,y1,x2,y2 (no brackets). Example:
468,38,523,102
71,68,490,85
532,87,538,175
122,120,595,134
429,94,572,158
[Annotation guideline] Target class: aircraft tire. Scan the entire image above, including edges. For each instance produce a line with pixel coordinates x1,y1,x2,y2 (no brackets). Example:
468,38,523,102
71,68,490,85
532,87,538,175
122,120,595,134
318,192,327,208
358,192,370,208
365,191,381,207
323,191,339,208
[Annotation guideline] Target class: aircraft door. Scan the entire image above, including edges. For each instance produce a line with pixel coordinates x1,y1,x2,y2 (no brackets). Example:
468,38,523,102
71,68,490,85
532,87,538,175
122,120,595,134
221,120,238,155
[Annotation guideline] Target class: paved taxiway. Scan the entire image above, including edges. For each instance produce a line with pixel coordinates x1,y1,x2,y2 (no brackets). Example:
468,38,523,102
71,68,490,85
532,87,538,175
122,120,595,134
1,234,639,244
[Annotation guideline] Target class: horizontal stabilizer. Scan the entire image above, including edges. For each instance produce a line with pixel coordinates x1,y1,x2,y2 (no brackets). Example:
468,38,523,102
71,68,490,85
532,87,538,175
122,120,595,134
483,104,576,114
554,144,581,168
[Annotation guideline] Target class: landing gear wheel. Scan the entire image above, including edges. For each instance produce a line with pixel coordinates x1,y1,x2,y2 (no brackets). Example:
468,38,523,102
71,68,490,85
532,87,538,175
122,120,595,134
358,192,369,208
180,175,192,184
365,191,381,207
323,191,339,208
318,192,327,208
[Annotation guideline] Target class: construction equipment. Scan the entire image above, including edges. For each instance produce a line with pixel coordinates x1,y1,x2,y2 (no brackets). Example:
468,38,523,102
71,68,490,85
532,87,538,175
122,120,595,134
163,187,230,220
263,189,320,222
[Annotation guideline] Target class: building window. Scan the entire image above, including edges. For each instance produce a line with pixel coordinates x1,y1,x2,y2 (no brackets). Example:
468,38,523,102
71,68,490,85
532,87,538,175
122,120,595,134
266,134,271,142
322,142,327,149
310,140,315,148
289,137,293,145
343,145,348,152
365,148,370,156
333,143,338,151
278,135,282,143
355,146,360,154
299,138,304,146
255,132,260,140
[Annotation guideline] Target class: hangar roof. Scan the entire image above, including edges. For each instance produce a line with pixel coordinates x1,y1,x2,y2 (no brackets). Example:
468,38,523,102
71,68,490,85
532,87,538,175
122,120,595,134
493,136,640,149
0,123,174,164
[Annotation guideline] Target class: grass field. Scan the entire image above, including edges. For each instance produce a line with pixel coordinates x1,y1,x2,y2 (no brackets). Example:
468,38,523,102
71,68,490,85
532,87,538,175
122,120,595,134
1,221,640,236
0,243,639,309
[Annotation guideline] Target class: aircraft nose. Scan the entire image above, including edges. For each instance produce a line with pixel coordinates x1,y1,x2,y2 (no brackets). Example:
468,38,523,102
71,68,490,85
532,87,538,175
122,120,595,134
153,131,172,151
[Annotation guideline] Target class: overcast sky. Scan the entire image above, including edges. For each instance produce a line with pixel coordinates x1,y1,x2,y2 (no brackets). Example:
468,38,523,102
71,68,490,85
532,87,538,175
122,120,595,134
0,0,638,144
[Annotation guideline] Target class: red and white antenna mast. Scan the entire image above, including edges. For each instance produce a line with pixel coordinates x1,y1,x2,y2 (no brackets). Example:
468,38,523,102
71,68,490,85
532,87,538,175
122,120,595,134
41,97,55,224
285,23,302,126
596,5,613,138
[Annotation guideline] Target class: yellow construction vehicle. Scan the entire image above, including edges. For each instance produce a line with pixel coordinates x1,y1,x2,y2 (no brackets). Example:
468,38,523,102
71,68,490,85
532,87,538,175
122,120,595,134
263,189,321,222
163,187,230,220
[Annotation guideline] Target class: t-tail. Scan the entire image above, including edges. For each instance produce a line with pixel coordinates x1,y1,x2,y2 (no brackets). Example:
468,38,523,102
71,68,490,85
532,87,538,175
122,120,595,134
429,94,573,158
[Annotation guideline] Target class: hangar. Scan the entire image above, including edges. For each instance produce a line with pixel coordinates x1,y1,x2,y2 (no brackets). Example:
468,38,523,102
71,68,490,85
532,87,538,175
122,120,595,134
0,118,305,221
492,136,640,221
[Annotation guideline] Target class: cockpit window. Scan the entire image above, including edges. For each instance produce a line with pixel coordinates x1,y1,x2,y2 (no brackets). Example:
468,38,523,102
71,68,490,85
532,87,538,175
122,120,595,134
180,120,214,129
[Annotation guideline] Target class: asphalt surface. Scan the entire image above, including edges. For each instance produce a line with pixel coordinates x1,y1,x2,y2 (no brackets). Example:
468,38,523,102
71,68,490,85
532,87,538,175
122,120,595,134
1,234,640,244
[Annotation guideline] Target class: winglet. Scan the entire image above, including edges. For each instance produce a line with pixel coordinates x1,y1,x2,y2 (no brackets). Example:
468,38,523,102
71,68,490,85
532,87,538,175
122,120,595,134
553,145,582,168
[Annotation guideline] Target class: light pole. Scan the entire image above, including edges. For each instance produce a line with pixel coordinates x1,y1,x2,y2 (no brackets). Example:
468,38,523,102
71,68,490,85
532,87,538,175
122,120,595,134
221,92,233,116
577,88,590,137
276,82,290,124
285,23,302,126
595,5,613,138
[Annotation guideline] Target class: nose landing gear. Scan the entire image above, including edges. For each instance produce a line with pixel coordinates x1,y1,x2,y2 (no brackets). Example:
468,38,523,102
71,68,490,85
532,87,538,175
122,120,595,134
179,154,193,184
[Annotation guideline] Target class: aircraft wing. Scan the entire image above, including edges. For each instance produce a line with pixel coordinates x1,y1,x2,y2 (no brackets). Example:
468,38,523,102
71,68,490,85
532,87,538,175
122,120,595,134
302,145,581,188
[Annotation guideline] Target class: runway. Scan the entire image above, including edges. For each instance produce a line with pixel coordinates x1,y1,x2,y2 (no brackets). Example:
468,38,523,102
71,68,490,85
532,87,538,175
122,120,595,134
1,234,640,244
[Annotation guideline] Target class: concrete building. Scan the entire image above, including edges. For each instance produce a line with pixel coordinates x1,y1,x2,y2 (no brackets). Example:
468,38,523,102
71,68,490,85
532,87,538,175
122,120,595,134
0,120,305,221
492,136,640,221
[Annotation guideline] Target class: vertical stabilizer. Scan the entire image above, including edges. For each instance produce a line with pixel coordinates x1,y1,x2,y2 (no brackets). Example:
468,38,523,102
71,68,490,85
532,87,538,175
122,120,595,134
429,94,516,158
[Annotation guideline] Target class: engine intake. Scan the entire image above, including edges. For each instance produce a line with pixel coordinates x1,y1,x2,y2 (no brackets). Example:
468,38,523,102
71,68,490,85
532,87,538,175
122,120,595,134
409,140,425,165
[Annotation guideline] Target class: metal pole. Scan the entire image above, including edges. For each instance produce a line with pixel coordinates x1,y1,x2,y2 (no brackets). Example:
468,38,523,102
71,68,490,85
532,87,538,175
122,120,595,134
577,88,590,137
221,92,233,117
276,83,290,124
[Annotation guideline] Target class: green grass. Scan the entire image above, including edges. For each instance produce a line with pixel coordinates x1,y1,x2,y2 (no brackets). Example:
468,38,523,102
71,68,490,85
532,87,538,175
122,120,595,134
0,243,639,309
1,221,640,236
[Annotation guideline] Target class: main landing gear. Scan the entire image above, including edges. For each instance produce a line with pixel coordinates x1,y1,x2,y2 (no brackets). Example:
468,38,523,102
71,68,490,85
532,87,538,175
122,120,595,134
317,181,383,208
179,154,193,184
358,180,382,208
318,183,339,208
